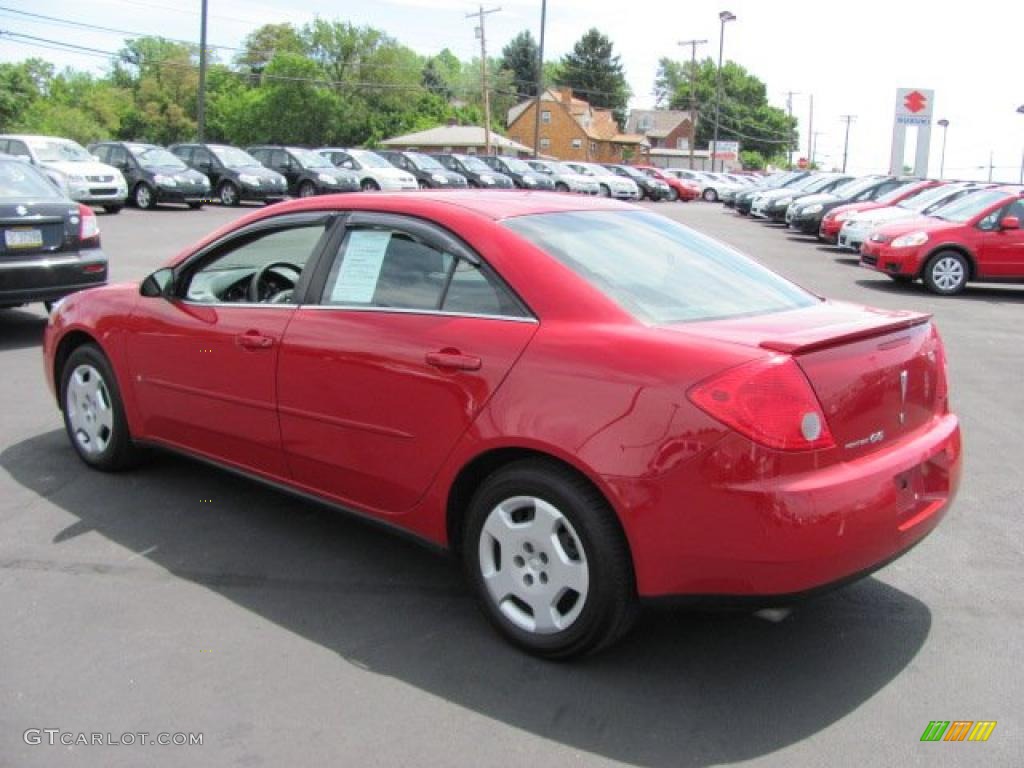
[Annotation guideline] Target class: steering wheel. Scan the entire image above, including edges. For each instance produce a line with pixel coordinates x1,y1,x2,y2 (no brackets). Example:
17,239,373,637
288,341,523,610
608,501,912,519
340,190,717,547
248,261,302,303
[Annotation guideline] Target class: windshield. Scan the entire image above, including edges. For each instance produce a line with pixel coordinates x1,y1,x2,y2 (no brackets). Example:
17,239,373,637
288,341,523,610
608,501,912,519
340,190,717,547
501,157,533,174
801,175,842,193
405,152,444,171
878,182,922,205
290,148,333,169
128,145,186,169
504,210,816,325
901,184,961,211
350,150,393,169
930,189,1008,223
527,161,553,174
456,155,491,172
209,145,260,169
576,163,607,177
27,139,92,163
834,177,881,200
0,161,61,199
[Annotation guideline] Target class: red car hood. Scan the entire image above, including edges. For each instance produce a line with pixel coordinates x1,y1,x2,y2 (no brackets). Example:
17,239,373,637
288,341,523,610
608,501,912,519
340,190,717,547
825,201,877,220
872,215,960,239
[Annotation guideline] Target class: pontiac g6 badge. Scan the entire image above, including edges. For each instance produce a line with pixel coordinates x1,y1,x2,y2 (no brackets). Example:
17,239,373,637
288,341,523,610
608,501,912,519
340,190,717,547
845,431,886,450
899,369,909,425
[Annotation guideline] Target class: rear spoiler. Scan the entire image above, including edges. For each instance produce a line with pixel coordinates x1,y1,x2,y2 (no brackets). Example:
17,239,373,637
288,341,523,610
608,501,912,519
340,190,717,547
760,313,932,355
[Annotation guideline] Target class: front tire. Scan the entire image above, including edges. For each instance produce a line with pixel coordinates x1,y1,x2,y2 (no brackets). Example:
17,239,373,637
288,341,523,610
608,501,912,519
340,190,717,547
218,181,240,207
133,183,156,210
923,251,968,295
60,344,142,471
298,180,317,198
361,178,380,192
702,188,718,202
599,184,611,198
103,204,123,214
667,188,679,202
463,459,637,659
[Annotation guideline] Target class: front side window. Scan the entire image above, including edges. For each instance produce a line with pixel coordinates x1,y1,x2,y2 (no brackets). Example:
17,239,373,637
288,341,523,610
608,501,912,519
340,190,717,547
321,226,526,317
504,210,816,325
182,223,327,305
933,189,1008,224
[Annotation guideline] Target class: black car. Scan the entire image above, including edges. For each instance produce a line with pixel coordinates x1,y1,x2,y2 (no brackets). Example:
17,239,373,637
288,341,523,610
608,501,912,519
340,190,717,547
168,143,288,206
479,155,556,190
89,141,211,210
759,173,853,223
246,145,359,197
0,156,106,309
377,150,468,189
430,154,514,189
602,164,672,201
788,176,911,240
735,171,810,215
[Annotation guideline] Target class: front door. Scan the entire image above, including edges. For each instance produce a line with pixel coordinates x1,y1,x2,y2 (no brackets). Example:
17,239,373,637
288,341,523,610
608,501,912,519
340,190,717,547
976,199,1024,277
126,214,334,478
277,213,537,515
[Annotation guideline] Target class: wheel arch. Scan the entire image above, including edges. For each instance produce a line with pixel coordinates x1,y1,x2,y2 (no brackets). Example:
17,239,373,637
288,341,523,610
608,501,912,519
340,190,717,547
53,329,102,406
921,243,977,279
445,445,633,564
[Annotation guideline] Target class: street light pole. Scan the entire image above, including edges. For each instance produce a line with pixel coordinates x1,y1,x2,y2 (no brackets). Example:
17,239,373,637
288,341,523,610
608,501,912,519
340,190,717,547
937,118,949,178
678,39,707,171
197,0,208,141
711,10,735,173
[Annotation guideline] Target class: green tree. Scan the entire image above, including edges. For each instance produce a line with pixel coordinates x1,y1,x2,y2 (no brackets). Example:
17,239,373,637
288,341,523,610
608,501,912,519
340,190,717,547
114,37,201,143
0,59,53,131
739,149,766,170
499,30,539,97
654,56,796,159
248,53,341,145
421,58,453,101
557,29,629,126
236,23,306,73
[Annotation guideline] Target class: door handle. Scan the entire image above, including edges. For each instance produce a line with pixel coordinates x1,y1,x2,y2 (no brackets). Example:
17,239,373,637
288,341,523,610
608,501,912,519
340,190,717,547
425,349,481,371
236,331,274,350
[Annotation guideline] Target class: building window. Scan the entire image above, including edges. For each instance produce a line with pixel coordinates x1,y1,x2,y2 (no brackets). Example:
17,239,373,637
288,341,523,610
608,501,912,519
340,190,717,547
571,138,582,149
541,110,551,124
590,142,597,153
638,117,651,131
539,138,550,150
676,138,689,150
651,138,660,148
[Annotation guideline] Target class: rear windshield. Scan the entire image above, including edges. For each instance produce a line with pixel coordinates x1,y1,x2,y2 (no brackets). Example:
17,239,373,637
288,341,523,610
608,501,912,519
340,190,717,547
504,210,816,324
0,161,61,199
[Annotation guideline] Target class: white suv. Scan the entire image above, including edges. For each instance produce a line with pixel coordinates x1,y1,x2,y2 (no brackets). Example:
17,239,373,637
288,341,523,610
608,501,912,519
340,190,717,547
0,134,128,212
317,148,417,191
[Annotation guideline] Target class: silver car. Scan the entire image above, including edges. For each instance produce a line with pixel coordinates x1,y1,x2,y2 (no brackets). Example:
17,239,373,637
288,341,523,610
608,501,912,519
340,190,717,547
564,162,641,200
0,134,128,212
526,160,600,194
317,148,418,191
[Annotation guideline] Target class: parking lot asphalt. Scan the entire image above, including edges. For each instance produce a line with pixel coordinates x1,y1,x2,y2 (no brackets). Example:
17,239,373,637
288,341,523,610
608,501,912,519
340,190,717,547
1,200,1020,767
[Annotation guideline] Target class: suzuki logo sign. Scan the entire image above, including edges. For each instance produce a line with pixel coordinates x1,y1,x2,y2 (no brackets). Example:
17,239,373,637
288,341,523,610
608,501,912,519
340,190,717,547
904,91,927,114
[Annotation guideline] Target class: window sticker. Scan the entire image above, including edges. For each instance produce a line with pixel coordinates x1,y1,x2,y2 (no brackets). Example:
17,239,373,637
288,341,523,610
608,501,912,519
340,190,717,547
330,230,392,303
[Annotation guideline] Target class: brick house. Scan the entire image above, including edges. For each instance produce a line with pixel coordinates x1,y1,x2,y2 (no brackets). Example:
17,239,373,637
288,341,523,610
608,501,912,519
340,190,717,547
506,87,648,163
625,109,695,151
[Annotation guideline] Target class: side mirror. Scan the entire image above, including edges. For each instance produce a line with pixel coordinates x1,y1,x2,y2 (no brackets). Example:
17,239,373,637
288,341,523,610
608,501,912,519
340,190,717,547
1000,216,1020,230
140,268,174,298
14,154,32,164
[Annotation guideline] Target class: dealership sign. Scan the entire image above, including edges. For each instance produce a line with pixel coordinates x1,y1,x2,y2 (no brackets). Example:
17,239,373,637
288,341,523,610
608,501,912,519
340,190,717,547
895,88,934,126
712,141,740,159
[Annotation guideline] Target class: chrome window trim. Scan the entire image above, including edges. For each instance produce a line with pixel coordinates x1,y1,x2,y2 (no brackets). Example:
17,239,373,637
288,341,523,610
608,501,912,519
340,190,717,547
298,304,538,324
177,299,296,310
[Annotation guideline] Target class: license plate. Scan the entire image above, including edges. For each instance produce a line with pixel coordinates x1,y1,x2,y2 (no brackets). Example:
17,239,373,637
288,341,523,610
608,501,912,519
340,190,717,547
4,228,44,249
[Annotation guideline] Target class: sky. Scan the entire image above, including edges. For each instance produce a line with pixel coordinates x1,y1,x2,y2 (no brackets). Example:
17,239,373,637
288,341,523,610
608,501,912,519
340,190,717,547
1,0,1022,181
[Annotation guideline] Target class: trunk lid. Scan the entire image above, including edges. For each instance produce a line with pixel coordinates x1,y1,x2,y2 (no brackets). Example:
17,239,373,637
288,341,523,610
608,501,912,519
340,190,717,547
0,200,76,257
687,301,946,457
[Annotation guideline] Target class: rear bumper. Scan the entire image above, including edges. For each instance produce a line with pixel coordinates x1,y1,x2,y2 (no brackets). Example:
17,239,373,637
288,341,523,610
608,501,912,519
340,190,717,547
0,248,107,304
625,414,961,598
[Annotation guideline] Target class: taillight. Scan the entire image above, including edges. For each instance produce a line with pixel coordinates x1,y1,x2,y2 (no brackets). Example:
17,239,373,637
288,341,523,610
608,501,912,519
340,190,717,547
78,204,100,245
930,325,950,414
688,355,836,451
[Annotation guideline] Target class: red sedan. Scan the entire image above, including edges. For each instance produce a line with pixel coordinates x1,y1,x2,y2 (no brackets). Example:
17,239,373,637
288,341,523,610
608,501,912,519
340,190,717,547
43,191,961,657
861,186,1024,294
634,165,700,201
820,179,943,242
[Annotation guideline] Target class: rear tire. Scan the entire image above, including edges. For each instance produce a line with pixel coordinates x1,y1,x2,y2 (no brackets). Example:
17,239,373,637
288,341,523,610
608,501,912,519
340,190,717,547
298,180,318,198
702,188,718,202
463,459,637,659
133,183,156,210
60,344,143,471
187,202,203,210
599,184,611,198
923,251,968,295
218,181,240,207
556,182,570,193
103,205,123,214
361,178,380,192
667,188,679,202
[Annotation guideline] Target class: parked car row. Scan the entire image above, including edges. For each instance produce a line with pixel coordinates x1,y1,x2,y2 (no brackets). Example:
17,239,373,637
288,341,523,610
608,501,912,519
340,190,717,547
723,170,1024,295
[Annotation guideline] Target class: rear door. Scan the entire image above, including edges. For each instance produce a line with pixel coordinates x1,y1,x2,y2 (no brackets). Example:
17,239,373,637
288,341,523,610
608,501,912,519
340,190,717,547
277,212,538,514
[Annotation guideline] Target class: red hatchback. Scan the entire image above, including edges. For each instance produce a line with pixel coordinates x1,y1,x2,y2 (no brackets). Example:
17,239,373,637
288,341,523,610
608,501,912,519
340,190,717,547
44,192,961,657
861,186,1024,294
635,165,700,201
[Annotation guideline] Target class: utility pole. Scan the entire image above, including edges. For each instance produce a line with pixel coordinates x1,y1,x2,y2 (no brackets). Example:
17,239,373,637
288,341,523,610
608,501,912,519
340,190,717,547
839,114,856,172
987,150,994,182
531,0,547,158
806,93,814,168
678,38,707,170
467,5,501,156
811,130,824,168
197,0,208,141
784,90,800,169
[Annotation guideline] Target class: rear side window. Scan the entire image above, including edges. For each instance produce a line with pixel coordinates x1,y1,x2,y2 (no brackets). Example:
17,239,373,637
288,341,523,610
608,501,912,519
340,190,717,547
504,210,816,324
320,227,527,317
